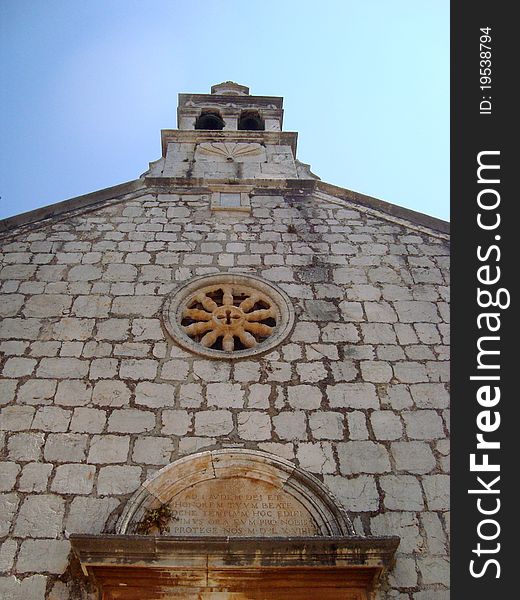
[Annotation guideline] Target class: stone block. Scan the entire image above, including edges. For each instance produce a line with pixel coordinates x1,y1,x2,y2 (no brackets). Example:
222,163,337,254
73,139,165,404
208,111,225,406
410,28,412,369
17,379,56,405
346,412,369,440
8,432,44,461
162,410,191,435
421,511,448,555
247,384,271,409
327,383,379,409
394,301,440,323
309,412,344,440
0,317,42,339
304,300,339,321
333,268,368,284
321,323,359,343
178,383,204,408
290,322,320,343
131,318,164,341
67,265,102,281
410,383,450,409
92,380,131,407
392,441,436,474
360,361,393,383
380,475,424,511
132,436,174,465
403,410,445,439
388,555,418,588
0,380,17,406
324,475,380,512
178,436,215,455
233,361,261,382
17,539,70,574
37,358,89,379
134,381,175,408
96,318,130,340
287,385,322,409
97,465,142,495
0,462,20,492
370,411,403,441
361,323,397,344
382,385,413,410
368,266,401,283
422,474,450,510
237,412,272,441
111,296,163,317
194,410,233,437
14,494,65,538
65,497,119,534
338,301,364,322
1,406,35,431
31,406,71,432
72,295,111,317
0,493,19,536
160,359,190,381
329,360,358,382
338,441,391,474
418,555,450,586
108,409,155,433
70,407,106,433
0,539,17,573
51,464,96,494
119,359,158,380
2,357,36,377
273,411,307,441
89,358,119,379
88,435,129,464
0,294,24,317
193,360,231,382
206,383,244,408
364,301,397,323
18,462,53,493
23,294,72,317
296,362,327,383
0,575,47,600
370,511,422,553
52,317,95,340
393,362,429,383
297,442,335,474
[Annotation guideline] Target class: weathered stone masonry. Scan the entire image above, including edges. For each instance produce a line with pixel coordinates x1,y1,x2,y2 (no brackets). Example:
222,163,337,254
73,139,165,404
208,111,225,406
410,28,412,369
0,82,449,600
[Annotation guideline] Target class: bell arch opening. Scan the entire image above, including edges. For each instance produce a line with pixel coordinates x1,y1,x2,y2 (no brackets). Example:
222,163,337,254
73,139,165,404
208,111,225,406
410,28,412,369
238,110,265,131
195,110,225,130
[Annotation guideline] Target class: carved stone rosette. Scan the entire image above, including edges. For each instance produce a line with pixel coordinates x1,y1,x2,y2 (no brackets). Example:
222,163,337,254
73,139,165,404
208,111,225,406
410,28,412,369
163,273,294,358
162,273,295,359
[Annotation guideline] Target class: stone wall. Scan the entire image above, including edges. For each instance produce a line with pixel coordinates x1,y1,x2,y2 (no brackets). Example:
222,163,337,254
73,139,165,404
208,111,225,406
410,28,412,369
0,190,450,599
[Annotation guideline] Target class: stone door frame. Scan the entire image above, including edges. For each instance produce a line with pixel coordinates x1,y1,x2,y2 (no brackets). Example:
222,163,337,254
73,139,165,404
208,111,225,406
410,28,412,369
70,534,399,599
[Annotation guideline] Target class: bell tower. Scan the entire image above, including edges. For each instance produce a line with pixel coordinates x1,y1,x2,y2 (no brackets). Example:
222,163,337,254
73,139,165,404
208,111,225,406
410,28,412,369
145,81,317,184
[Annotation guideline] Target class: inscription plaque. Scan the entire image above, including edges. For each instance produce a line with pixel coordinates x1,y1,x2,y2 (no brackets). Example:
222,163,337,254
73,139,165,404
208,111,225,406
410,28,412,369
167,477,318,536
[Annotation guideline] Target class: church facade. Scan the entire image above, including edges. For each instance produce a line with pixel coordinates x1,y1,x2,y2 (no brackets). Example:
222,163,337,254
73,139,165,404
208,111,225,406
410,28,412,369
0,82,450,599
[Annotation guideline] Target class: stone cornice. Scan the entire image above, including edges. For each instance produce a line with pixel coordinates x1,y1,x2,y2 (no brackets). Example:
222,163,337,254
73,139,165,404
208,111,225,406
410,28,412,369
0,177,449,239
160,129,298,157
70,534,400,571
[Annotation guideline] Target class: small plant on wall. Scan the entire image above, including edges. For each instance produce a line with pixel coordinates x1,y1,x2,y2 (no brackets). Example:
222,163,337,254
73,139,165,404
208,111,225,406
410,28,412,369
134,504,174,535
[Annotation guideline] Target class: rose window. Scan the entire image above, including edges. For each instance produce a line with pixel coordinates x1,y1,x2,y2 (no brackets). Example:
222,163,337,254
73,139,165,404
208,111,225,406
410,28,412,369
163,274,295,358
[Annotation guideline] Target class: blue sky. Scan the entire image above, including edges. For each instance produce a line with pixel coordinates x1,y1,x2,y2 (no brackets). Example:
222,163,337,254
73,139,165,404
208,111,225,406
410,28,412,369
0,0,449,220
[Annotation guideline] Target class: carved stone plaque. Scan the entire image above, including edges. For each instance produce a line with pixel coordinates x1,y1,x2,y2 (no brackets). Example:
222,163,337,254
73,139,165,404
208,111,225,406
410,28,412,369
195,142,266,162
117,449,354,537
167,476,317,536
